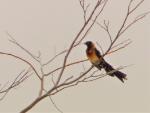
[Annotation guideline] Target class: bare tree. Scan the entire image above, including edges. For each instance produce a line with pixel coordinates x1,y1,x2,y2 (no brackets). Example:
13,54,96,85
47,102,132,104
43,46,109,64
0,0,149,113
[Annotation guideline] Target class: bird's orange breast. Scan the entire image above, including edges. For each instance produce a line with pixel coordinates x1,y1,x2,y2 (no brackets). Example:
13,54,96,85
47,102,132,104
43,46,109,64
87,50,100,64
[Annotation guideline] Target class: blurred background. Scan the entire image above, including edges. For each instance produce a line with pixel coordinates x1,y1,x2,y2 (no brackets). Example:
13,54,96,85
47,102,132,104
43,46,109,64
0,0,149,112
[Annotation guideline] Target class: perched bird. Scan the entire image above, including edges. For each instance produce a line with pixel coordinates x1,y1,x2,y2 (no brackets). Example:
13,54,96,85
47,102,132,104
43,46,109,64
84,41,127,83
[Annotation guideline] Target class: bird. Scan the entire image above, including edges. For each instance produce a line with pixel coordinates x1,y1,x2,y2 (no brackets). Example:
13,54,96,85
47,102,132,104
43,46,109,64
84,41,127,83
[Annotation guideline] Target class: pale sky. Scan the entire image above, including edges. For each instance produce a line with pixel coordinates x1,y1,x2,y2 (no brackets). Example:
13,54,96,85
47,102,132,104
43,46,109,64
0,0,150,113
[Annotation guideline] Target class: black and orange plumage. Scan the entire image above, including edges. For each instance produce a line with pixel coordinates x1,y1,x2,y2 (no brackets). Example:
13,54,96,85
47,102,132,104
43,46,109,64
85,41,127,83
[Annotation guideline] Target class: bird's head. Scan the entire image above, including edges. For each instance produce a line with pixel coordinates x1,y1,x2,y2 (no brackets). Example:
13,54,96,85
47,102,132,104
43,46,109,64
84,41,95,48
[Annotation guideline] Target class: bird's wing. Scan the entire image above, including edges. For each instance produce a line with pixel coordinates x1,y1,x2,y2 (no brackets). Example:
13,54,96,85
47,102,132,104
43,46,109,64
95,49,102,58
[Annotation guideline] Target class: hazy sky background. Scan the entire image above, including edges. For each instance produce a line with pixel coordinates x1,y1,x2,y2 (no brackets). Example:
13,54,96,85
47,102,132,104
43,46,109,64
0,0,150,113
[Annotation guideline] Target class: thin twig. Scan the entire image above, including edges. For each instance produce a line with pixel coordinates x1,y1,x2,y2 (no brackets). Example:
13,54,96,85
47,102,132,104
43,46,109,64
0,52,41,80
108,40,132,55
39,56,45,97
104,0,146,55
0,68,32,101
43,89,63,113
111,39,131,49
45,59,88,76
6,31,40,63
119,12,150,36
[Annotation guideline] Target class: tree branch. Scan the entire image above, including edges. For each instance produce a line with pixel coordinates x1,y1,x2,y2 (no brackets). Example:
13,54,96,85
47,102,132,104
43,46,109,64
0,52,41,80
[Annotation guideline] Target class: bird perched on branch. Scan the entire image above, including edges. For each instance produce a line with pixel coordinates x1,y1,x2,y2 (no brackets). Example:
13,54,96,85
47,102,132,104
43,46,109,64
85,41,127,83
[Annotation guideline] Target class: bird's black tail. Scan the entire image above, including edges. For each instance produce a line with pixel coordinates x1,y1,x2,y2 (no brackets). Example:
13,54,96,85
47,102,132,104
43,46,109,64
101,61,127,83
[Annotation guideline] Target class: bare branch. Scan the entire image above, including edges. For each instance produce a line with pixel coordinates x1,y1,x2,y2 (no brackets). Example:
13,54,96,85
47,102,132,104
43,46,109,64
43,89,63,113
60,65,94,86
104,20,112,43
51,66,94,95
6,31,40,63
111,38,131,49
63,76,74,83
120,11,150,35
0,52,41,80
48,96,63,113
108,40,132,55
79,0,90,23
84,64,133,83
129,0,144,14
104,0,146,55
45,59,88,76
52,64,131,95
95,19,113,45
0,68,31,94
0,68,32,101
0,91,9,101
43,49,67,66
38,55,45,97
75,0,108,45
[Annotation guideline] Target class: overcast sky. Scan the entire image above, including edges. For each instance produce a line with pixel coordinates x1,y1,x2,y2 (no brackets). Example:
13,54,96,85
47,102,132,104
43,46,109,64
0,0,150,113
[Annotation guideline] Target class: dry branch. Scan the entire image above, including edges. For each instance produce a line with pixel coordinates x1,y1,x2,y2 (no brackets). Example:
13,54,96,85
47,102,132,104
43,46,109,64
0,68,32,101
6,31,40,63
104,0,148,55
0,52,41,80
